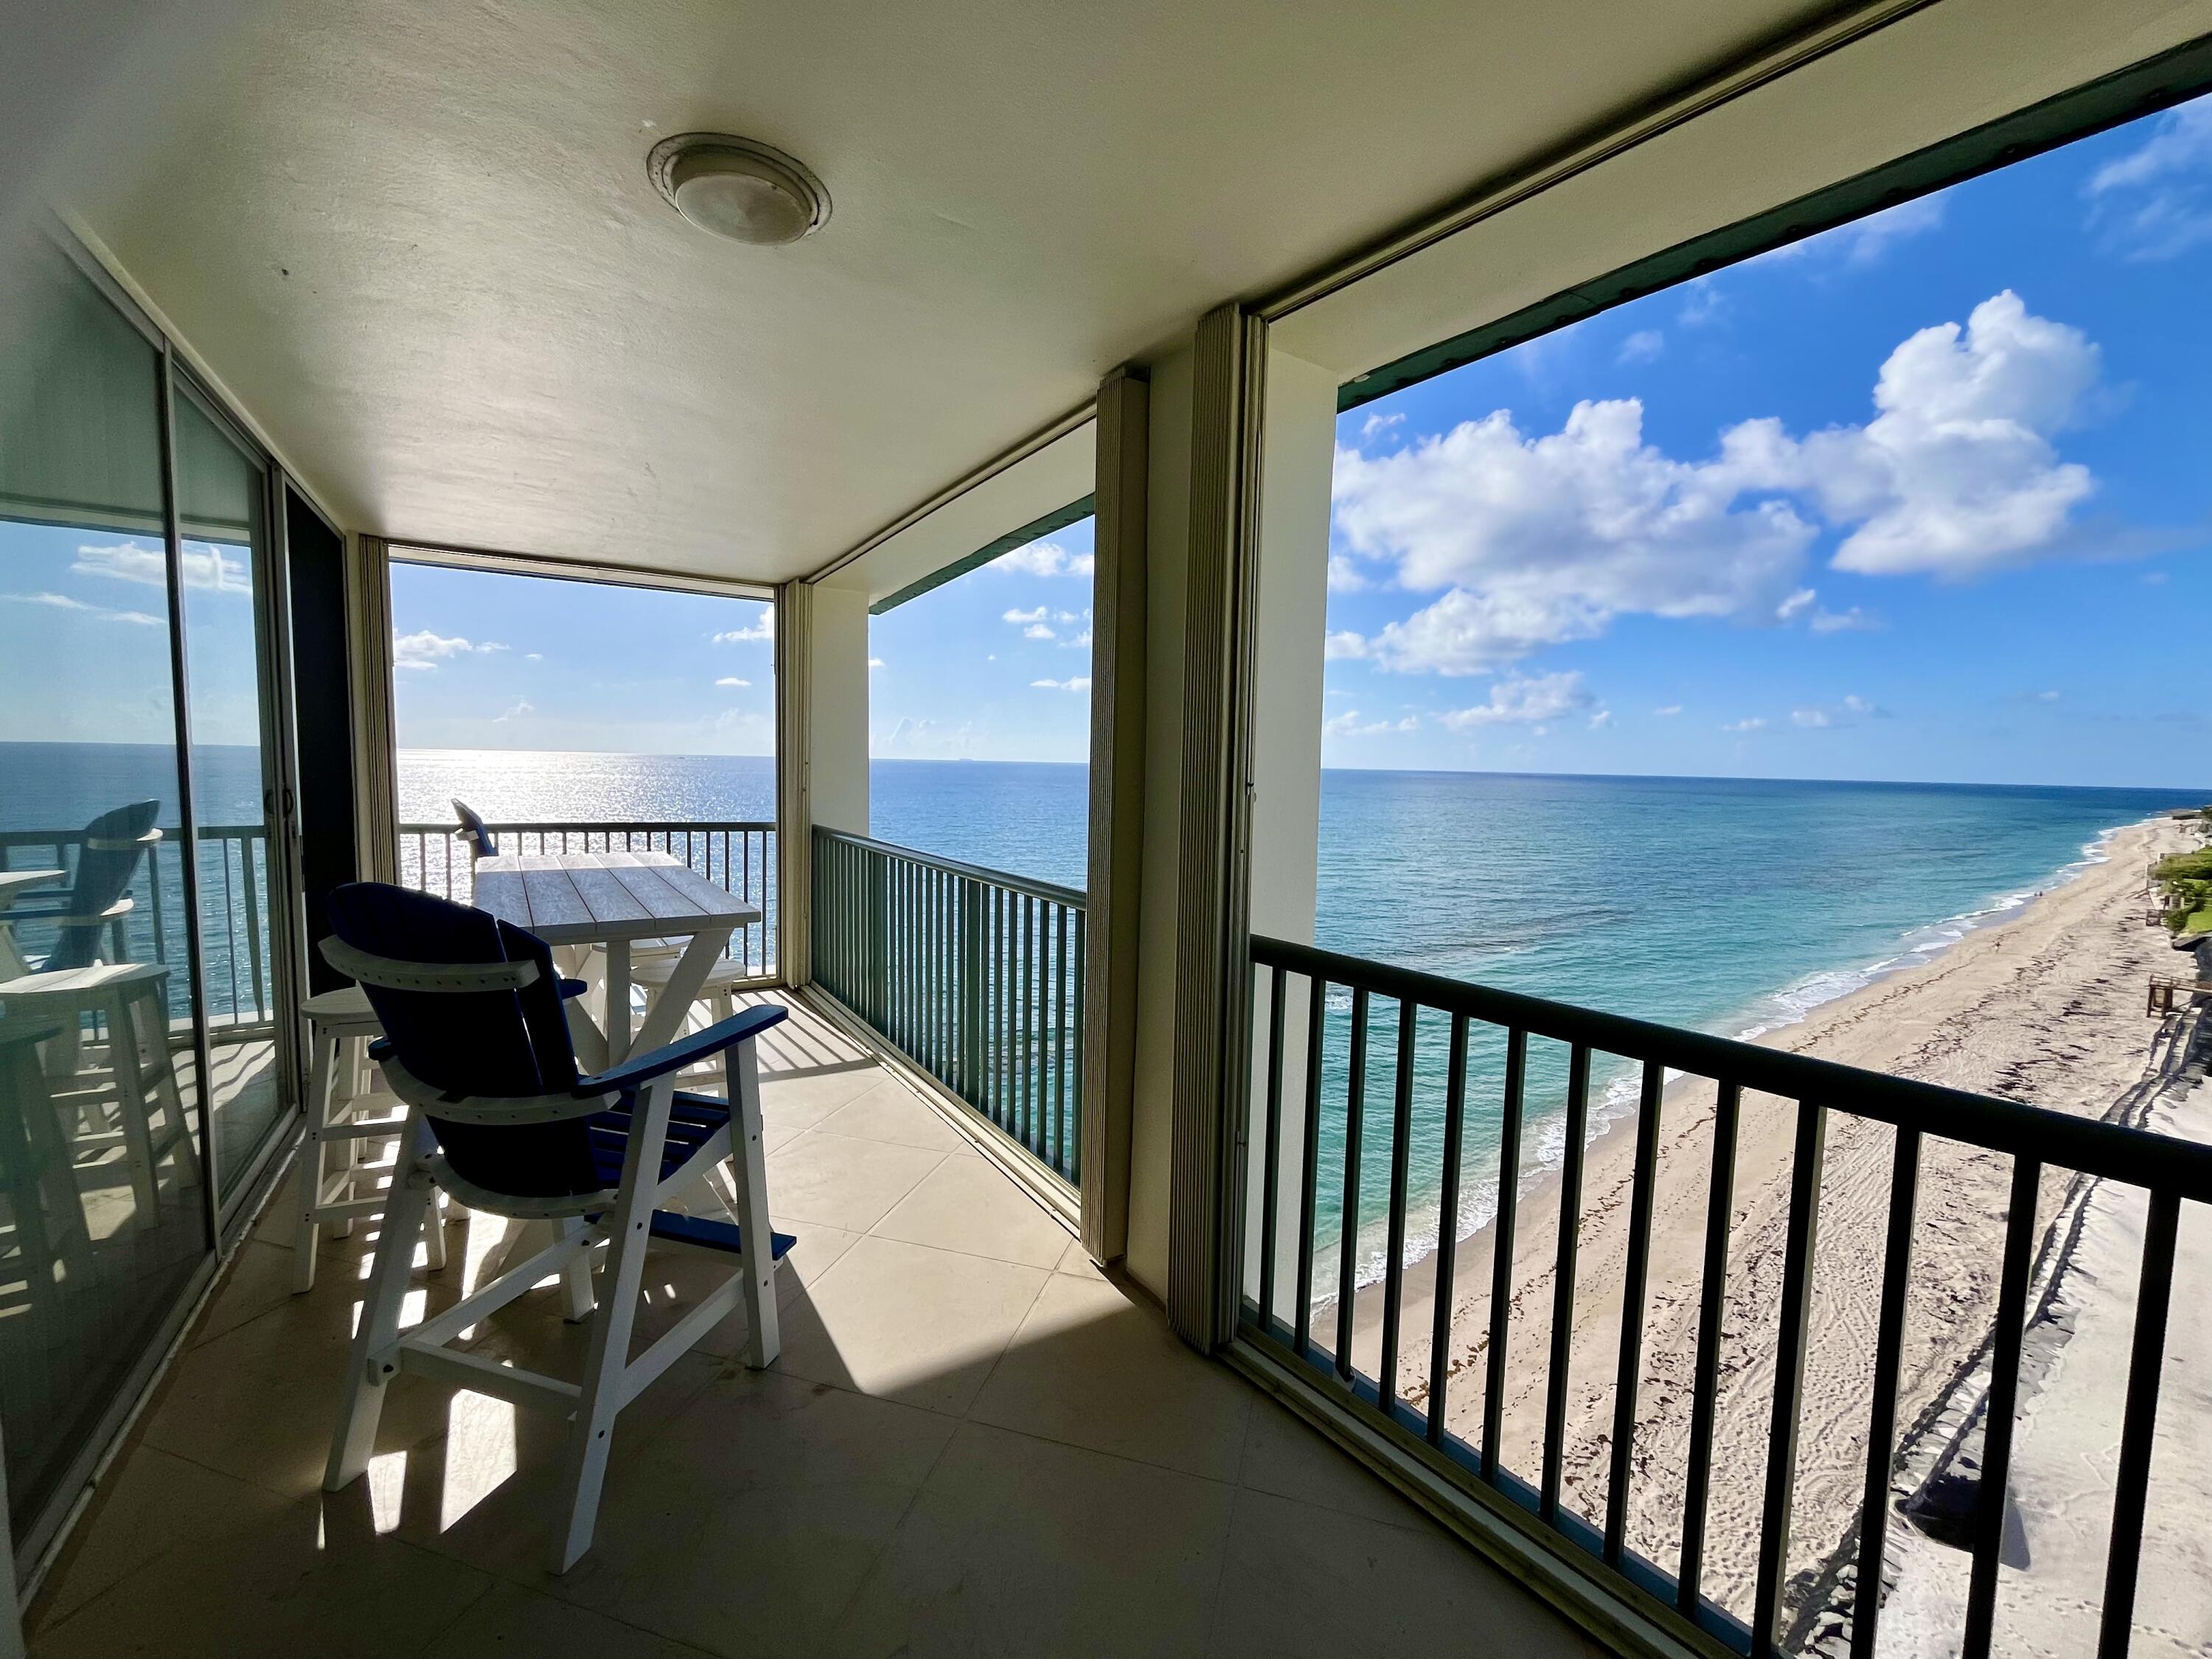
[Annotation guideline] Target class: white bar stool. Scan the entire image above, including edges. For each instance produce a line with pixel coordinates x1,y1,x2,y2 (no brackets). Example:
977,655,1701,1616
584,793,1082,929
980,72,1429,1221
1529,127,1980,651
291,984,449,1292
630,947,756,1040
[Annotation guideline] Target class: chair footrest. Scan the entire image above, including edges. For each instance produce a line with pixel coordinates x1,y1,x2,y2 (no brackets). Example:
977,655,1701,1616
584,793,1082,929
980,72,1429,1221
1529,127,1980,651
647,1209,795,1262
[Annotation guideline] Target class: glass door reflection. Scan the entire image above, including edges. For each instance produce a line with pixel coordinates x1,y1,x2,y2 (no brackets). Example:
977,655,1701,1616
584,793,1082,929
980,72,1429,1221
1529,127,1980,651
172,388,290,1208
0,241,212,1543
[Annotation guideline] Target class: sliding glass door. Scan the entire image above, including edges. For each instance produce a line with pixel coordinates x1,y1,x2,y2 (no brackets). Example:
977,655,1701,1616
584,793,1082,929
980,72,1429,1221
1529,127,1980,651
173,387,291,1206
0,233,308,1573
0,240,215,1560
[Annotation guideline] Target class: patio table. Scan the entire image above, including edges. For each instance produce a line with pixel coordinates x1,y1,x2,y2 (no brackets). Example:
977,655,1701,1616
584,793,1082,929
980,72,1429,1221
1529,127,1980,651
0,869,65,977
470,850,760,1072
0,870,66,908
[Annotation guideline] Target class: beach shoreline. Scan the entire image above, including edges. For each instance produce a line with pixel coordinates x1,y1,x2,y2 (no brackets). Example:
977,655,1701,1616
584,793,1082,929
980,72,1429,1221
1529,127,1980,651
1324,812,2192,1633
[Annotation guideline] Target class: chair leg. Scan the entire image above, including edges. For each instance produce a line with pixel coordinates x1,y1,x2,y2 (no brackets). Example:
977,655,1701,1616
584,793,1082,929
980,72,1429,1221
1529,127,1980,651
291,1026,335,1293
335,1035,362,1239
726,1037,779,1369
554,1075,675,1573
557,1218,595,1321
325,1117,434,1493
149,1017,201,1191
105,991,161,1228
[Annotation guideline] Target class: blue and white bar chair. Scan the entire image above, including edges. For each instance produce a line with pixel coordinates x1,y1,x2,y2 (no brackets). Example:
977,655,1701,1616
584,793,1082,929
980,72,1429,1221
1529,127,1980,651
317,882,793,1571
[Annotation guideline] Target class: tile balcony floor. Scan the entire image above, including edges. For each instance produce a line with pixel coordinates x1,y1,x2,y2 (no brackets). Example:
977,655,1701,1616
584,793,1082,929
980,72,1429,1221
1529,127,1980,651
25,994,1601,1658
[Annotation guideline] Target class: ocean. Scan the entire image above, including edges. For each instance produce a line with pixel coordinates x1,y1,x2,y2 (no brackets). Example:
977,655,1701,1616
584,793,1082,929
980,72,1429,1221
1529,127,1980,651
400,749,2205,1287
12,742,2202,1284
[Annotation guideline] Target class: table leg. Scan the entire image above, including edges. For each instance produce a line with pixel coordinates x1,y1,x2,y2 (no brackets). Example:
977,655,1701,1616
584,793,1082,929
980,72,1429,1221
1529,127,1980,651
604,939,631,1065
630,928,733,1058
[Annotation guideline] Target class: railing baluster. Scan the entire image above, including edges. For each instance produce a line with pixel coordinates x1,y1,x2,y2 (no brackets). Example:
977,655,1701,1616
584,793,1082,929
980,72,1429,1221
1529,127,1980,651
219,834,239,1018
1753,1100,1830,1655
1540,1042,1591,1526
1605,1060,1665,1565
1483,1027,1526,1482
1962,1157,2042,1659
1022,894,1036,1154
1380,998,1417,1412
1335,987,1370,1380
995,887,1010,1134
1850,1124,1921,1659
243,831,265,1018
1259,965,1287,1332
2098,1187,2180,1659
1427,1012,1469,1447
1056,901,1068,1165
1062,902,1079,1186
1679,1080,1741,1617
1295,973,1325,1360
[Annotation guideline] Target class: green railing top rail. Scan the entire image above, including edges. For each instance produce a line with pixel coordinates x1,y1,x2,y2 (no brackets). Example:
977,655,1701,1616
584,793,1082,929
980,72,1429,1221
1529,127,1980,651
813,826,1085,910
1253,932,2212,1203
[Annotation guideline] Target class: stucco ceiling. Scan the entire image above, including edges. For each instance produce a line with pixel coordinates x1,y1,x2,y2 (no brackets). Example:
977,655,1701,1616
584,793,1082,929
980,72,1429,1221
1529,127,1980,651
42,0,1848,582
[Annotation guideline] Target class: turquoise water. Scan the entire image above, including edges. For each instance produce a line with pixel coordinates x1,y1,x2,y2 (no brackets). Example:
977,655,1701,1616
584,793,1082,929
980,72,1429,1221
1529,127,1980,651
400,753,2202,1281
1301,771,2202,1284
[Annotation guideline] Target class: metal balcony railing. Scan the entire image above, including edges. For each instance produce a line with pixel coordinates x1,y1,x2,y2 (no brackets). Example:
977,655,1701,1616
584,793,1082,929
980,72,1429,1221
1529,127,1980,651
1,823,274,1029
811,827,1083,1184
1245,933,2212,1659
397,819,779,981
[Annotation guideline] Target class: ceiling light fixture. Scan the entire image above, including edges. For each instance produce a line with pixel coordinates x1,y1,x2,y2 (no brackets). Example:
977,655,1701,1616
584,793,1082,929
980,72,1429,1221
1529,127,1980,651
648,133,830,246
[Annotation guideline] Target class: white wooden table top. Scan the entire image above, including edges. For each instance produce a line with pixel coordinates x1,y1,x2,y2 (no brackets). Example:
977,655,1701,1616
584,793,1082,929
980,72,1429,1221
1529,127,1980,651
0,869,64,907
472,850,759,946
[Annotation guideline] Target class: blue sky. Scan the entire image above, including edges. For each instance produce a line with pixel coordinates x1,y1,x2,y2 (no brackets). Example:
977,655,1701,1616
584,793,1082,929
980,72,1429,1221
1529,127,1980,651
1315,92,2212,787
0,525,260,748
387,564,776,754
9,95,2209,788
869,515,1096,762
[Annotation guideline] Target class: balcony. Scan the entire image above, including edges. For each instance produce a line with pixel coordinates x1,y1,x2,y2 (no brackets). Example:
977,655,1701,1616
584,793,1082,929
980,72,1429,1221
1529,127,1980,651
13,6,2212,1655
21,991,1599,1659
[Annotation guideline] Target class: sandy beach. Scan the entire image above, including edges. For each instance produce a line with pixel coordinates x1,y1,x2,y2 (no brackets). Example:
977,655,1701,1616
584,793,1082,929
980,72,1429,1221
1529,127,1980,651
1332,813,2200,1645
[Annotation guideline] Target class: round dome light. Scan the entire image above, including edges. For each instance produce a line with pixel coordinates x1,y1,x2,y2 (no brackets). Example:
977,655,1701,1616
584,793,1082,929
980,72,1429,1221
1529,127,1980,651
648,133,830,246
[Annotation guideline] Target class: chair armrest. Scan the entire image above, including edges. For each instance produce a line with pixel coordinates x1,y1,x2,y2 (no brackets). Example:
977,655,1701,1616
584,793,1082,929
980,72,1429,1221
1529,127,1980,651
576,1004,787,1096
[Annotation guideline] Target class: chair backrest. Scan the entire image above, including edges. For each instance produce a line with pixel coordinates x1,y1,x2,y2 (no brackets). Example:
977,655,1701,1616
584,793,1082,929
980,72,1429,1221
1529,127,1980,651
46,799,161,971
323,881,604,1199
451,799,498,860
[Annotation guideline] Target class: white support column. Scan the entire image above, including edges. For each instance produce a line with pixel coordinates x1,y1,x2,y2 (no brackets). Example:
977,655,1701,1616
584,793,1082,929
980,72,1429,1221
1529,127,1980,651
1124,340,1193,1301
806,582,872,836
1243,347,1336,1319
1122,328,1338,1329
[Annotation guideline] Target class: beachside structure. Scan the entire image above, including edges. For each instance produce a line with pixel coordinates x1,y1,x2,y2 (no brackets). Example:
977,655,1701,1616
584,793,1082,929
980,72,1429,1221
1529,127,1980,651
4,4,2212,1656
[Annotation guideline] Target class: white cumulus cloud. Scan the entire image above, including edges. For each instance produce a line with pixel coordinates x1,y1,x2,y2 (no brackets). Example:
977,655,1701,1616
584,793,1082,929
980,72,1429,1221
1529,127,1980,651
1323,710,1418,738
1616,330,1665,365
714,676,751,688
1031,676,1091,692
993,540,1094,578
1330,290,2104,672
1324,630,1369,662
1,590,162,625
75,540,251,594
1438,671,1594,731
1004,607,1048,625
2085,96,2212,260
711,614,773,644
392,629,507,671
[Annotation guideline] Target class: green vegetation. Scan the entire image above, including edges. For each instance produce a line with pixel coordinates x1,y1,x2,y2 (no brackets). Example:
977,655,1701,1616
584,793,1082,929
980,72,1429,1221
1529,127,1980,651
2154,848,2212,936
